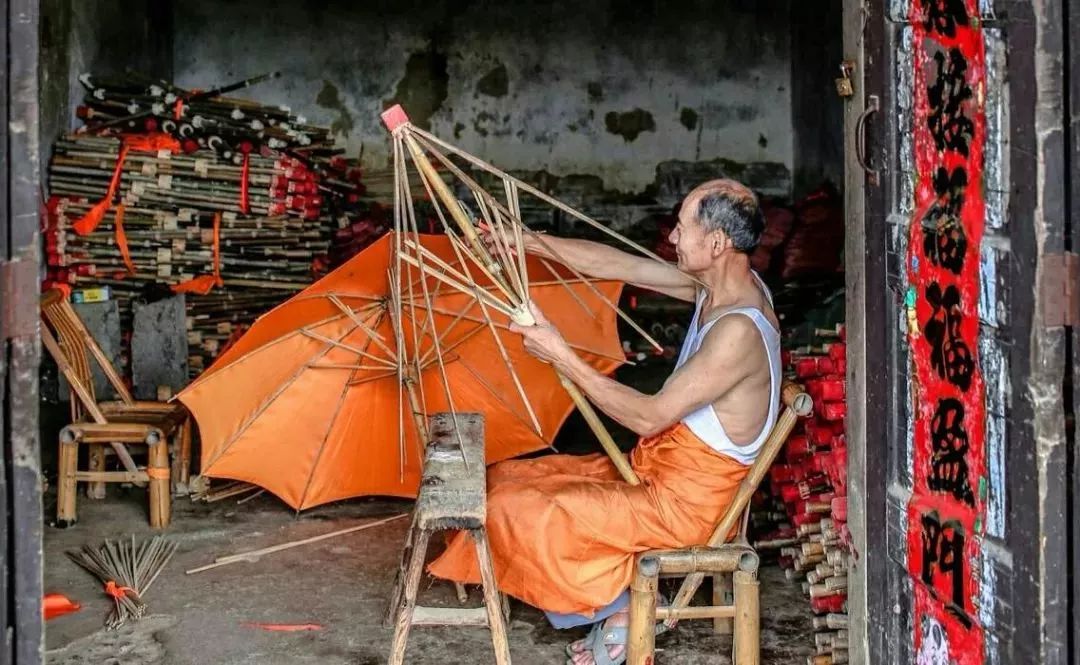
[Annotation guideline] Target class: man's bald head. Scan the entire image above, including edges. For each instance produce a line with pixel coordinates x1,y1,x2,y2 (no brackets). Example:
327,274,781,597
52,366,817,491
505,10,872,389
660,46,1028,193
685,179,764,253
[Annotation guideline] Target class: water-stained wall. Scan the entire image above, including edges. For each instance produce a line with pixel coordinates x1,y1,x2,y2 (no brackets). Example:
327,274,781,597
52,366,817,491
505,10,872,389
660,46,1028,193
171,0,796,202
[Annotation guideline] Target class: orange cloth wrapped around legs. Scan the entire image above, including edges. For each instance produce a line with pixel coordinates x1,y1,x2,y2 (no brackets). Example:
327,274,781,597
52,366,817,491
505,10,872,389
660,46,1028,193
426,421,750,617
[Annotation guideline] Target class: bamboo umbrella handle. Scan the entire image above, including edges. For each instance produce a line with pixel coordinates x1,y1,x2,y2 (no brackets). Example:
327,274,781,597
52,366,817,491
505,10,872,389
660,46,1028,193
556,373,641,485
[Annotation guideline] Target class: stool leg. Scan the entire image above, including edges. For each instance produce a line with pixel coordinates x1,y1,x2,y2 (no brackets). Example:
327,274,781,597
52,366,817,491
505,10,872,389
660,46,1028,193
713,572,734,634
472,529,511,665
56,439,78,527
388,528,430,665
148,440,171,528
385,515,419,627
628,556,659,665
87,444,107,499
733,570,760,665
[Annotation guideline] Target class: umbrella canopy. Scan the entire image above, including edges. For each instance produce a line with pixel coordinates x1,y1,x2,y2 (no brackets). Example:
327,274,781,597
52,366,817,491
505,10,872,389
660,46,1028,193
176,231,625,510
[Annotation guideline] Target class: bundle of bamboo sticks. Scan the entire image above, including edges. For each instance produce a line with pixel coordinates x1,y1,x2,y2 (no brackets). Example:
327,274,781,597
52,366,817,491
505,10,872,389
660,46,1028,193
74,71,329,160
750,324,849,665
43,130,341,376
43,65,423,377
48,133,331,220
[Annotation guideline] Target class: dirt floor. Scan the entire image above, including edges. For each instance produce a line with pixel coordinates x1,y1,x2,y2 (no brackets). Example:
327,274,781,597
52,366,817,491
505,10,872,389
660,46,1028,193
41,360,816,664
42,488,816,665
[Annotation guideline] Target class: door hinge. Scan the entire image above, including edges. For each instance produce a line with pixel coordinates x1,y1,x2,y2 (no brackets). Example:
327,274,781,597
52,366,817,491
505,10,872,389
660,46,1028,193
1,258,38,340
1041,252,1080,327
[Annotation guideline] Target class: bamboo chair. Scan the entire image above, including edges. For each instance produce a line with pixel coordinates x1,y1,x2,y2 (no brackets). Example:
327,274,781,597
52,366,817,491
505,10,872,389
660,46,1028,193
40,288,192,528
627,380,813,665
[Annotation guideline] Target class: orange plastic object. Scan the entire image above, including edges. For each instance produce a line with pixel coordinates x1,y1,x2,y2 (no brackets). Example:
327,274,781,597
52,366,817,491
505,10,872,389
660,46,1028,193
43,593,81,620
242,622,323,632
176,232,625,510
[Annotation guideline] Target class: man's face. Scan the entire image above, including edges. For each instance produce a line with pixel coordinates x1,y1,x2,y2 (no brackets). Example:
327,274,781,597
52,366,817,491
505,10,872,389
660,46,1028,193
667,194,723,271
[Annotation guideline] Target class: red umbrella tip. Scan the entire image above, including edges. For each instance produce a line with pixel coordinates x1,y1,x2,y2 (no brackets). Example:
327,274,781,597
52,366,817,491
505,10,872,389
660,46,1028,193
381,105,410,132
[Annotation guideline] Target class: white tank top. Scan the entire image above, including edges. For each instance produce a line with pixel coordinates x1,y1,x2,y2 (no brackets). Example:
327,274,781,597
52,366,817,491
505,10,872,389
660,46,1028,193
673,273,782,465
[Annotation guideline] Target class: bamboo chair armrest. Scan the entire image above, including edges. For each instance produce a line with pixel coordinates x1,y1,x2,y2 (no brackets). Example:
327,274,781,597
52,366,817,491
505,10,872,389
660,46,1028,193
61,422,166,444
100,400,185,413
636,544,759,576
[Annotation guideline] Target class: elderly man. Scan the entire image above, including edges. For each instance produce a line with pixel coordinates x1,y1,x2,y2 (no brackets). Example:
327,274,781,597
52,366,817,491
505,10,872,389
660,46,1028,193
427,179,781,665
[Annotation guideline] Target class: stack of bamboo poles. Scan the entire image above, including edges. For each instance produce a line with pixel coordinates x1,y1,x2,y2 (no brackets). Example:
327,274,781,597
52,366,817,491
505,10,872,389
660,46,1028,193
43,131,340,376
74,71,330,160
47,134,332,220
750,325,849,665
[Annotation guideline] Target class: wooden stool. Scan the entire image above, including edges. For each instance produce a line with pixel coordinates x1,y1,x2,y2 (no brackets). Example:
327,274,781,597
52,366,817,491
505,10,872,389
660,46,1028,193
385,412,511,665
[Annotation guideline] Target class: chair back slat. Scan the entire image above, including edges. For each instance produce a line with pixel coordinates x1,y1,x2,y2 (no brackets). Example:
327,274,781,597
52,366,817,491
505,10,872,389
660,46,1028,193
40,288,135,417
705,381,812,548
659,381,813,627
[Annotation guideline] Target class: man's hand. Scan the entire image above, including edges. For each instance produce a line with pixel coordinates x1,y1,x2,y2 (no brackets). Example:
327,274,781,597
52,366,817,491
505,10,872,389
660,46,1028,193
508,301,572,366
477,221,539,259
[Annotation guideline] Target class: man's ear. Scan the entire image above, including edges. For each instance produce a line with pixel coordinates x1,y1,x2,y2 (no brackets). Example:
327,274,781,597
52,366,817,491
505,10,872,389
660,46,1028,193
711,231,731,256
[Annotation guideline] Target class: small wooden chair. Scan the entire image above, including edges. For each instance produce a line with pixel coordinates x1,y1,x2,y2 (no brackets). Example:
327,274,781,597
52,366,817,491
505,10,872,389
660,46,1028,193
385,412,511,665
627,381,813,665
40,288,192,528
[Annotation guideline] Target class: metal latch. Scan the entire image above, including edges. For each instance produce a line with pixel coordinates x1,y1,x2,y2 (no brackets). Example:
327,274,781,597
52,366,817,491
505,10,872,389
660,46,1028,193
1,258,38,340
836,61,855,98
1041,252,1079,327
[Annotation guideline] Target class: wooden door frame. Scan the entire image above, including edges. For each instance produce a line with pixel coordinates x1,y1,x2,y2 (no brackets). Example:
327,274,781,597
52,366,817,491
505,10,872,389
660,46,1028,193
842,0,892,662
844,1,1074,663
1,0,44,662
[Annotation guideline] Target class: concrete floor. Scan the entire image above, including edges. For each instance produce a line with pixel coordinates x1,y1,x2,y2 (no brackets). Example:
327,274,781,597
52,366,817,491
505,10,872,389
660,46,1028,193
43,488,816,664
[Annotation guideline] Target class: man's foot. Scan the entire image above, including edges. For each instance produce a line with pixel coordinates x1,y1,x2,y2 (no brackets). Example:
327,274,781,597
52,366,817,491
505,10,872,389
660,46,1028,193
566,608,629,665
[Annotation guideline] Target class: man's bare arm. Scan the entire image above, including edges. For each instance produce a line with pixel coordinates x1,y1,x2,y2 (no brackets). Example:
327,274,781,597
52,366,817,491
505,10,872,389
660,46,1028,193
550,315,760,437
484,227,697,302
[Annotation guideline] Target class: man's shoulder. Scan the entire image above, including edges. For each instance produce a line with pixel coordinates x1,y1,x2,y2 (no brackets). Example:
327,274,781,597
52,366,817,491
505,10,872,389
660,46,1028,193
698,312,764,355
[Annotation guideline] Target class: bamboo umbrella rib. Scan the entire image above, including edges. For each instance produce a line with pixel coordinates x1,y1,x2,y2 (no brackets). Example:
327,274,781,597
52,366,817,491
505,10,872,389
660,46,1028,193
398,148,468,459
410,125,693,277
442,230,519,308
294,348,363,511
408,134,630,331
454,356,551,446
177,300,388,383
347,370,399,386
467,187,518,291
397,253,513,317
308,363,396,371
417,296,485,368
393,138,406,479
402,237,485,296
443,234,544,436
395,139,431,422
405,159,517,309
300,330,397,369
527,229,664,353
406,302,630,365
202,324,360,471
389,275,407,479
327,294,396,359
485,204,525,300
505,179,530,296
536,255,593,318
418,321,486,371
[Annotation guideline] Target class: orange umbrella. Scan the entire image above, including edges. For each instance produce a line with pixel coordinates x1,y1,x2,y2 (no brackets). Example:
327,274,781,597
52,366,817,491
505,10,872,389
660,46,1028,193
176,231,625,510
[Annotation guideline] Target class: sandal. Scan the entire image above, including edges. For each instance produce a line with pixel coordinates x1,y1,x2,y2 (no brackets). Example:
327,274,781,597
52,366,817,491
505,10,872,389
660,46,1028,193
567,624,668,665
565,621,604,658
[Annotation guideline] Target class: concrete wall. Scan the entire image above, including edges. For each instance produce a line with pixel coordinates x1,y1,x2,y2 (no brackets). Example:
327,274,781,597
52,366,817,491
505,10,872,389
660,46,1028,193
171,0,795,202
39,0,172,180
